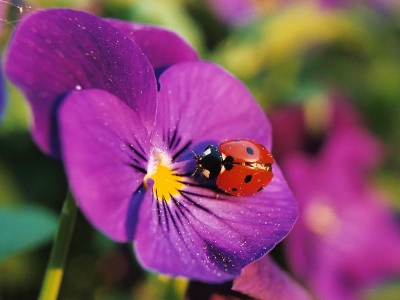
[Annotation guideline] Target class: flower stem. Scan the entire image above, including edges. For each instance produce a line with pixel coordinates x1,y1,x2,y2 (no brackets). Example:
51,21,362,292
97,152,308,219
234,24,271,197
38,191,77,300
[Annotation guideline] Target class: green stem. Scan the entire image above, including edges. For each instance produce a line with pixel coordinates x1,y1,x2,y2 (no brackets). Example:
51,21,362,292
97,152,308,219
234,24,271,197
38,191,77,300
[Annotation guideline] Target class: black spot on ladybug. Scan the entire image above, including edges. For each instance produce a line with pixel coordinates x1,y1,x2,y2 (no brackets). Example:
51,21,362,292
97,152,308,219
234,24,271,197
223,156,234,171
232,188,237,192
224,156,234,163
246,147,254,155
244,175,252,183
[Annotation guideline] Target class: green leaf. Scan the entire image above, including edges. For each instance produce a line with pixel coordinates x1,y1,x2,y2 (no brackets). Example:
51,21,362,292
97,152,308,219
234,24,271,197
365,280,400,300
0,205,58,262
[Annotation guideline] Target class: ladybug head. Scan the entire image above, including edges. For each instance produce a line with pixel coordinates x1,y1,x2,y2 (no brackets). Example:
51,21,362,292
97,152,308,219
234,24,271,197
191,145,223,181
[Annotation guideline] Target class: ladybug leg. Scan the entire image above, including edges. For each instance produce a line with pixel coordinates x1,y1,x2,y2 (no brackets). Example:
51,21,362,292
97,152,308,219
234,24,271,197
191,150,208,182
191,167,199,178
190,171,209,183
190,150,200,177
201,174,209,183
191,172,199,181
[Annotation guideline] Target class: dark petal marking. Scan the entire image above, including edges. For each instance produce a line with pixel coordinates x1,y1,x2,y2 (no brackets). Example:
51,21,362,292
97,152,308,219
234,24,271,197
170,197,205,234
244,175,252,183
168,199,208,265
128,143,147,161
172,171,193,177
170,136,182,152
171,197,188,227
204,241,236,273
166,121,183,151
136,141,148,157
169,127,178,149
156,195,162,225
179,190,213,213
177,180,221,194
161,199,170,232
159,196,205,263
133,183,144,194
165,200,180,234
174,210,185,227
172,196,193,217
180,187,219,200
172,140,192,161
126,163,147,174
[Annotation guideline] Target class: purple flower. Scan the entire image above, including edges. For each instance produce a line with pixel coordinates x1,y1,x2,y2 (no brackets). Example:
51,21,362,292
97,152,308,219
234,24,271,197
206,0,256,26
5,9,298,282
319,0,394,11
232,256,311,300
0,54,5,123
185,256,311,299
5,8,198,157
271,98,400,299
0,3,8,123
207,0,395,26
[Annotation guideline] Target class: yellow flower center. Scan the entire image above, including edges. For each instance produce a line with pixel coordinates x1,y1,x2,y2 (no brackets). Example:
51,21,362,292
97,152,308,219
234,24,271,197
144,154,185,202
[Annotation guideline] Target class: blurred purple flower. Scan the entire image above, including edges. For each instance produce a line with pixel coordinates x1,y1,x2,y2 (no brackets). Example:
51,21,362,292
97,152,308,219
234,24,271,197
270,98,400,299
0,54,5,123
207,0,396,26
5,9,298,282
319,0,394,11
0,2,8,123
5,8,198,157
206,0,256,26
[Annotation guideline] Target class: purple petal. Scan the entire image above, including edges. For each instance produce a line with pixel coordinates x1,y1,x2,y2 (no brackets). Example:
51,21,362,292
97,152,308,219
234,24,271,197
316,128,383,199
105,19,199,71
281,112,400,299
269,105,305,158
59,89,151,242
153,61,272,157
5,8,156,156
285,155,400,299
0,54,5,122
134,164,298,282
232,256,311,300
206,0,256,26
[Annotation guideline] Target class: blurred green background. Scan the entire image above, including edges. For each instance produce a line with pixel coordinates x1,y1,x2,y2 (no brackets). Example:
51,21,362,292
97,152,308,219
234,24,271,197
1,0,400,299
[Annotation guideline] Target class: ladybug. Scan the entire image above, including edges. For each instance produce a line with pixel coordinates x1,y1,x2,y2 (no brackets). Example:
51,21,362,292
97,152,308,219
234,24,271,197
192,138,274,196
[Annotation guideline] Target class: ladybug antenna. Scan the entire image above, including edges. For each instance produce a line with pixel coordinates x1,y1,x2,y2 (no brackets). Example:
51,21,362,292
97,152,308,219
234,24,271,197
190,149,199,159
190,150,201,177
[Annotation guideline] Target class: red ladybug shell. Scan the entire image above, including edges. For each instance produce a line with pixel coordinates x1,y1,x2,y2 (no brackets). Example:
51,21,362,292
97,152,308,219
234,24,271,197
216,139,274,196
